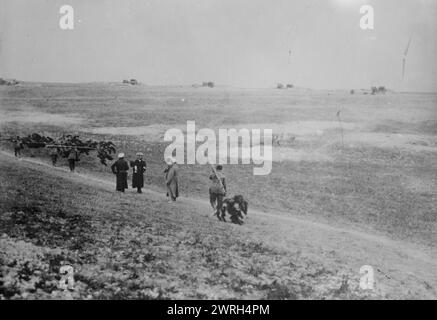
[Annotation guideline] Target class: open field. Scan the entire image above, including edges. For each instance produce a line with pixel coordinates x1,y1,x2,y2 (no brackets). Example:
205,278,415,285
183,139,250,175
1,83,436,299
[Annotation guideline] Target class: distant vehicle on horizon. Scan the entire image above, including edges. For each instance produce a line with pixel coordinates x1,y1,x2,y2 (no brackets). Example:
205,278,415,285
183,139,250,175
122,79,139,85
0,78,19,86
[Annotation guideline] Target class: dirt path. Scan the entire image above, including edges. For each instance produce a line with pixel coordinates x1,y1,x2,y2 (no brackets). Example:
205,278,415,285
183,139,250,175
1,150,436,298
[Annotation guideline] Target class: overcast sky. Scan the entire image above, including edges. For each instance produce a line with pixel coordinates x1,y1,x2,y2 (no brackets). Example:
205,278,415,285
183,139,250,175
1,0,436,91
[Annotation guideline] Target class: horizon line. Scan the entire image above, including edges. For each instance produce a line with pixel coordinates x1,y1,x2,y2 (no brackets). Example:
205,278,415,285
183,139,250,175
3,79,437,94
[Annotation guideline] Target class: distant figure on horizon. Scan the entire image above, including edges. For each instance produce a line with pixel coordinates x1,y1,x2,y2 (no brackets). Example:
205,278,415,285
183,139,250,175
111,153,129,192
130,152,147,193
164,157,179,202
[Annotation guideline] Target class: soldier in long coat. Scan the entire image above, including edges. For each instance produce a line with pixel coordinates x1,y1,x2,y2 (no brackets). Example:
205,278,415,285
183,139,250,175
111,153,129,192
130,152,147,193
164,157,179,202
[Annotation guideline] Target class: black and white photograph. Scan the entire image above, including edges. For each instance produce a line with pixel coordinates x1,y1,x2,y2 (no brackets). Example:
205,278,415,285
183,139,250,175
0,0,436,305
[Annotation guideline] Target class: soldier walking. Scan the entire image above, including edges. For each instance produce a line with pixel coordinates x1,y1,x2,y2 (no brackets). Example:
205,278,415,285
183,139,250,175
209,165,226,219
68,147,79,172
13,136,22,157
164,157,179,202
130,152,147,193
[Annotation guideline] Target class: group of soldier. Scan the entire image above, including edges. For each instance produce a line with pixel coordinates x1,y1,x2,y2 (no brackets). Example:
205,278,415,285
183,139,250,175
10,138,228,218
48,146,79,172
12,137,80,172
110,152,148,194
110,153,186,206
109,153,178,203
110,152,227,217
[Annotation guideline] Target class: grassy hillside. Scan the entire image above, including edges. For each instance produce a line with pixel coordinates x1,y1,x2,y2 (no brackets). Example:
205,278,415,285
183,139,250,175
1,84,436,299
1,154,383,299
1,84,436,246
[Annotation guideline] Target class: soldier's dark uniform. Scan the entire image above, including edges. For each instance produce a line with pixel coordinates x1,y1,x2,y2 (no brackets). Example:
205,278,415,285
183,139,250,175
209,166,226,219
